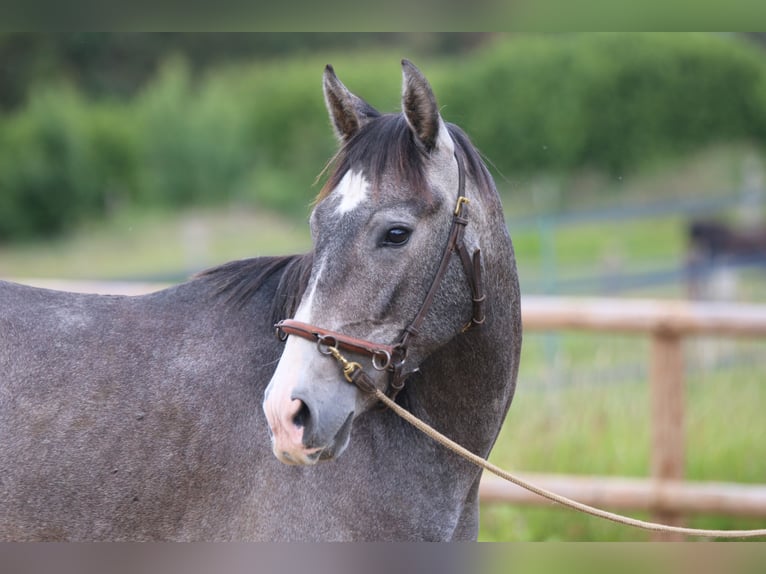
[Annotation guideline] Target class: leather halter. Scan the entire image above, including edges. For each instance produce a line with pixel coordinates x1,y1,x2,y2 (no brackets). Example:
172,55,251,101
275,151,485,398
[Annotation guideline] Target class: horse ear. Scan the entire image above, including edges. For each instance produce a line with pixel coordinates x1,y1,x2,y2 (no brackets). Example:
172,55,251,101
401,59,452,152
323,64,380,143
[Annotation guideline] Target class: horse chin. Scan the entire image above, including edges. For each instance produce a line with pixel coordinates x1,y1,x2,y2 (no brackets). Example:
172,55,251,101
272,447,322,466
317,410,354,461
270,410,354,466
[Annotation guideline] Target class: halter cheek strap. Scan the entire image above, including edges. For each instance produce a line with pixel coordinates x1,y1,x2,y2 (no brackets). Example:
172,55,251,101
275,151,485,399
397,156,485,351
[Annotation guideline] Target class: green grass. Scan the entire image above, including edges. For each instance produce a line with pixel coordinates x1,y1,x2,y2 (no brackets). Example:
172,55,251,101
478,333,766,541
0,203,311,280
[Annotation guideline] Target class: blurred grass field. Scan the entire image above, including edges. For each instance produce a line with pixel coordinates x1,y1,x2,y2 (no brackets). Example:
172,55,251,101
0,203,312,281
1,140,764,540
480,333,766,541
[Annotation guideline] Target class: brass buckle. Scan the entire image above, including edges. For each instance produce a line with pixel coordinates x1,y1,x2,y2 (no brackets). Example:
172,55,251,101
454,196,470,216
318,336,363,384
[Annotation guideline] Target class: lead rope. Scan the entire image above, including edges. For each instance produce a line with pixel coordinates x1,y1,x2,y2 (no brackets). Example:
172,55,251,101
371,387,766,539
324,350,766,539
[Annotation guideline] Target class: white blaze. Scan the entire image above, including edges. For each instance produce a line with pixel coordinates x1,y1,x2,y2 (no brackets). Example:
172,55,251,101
334,170,370,215
293,256,325,322
263,256,328,464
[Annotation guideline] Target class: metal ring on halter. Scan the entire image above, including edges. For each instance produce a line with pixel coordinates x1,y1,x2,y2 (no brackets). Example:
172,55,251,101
371,349,392,371
276,326,289,342
316,335,337,355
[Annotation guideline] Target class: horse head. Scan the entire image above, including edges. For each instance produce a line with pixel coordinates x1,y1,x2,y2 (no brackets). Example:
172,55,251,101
263,60,501,465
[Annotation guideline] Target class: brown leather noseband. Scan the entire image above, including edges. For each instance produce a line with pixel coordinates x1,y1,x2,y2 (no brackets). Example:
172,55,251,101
275,151,485,398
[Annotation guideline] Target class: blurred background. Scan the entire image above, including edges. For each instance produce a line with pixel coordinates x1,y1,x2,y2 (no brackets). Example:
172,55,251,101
0,32,764,540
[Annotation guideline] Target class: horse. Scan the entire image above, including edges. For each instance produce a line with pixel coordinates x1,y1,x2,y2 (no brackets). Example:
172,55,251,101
686,219,766,300
0,60,521,541
688,219,766,263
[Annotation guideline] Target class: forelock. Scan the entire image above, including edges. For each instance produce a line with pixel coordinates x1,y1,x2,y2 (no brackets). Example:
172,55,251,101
317,114,429,204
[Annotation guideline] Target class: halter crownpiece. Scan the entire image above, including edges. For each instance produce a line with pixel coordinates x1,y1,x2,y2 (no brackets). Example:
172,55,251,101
275,150,485,399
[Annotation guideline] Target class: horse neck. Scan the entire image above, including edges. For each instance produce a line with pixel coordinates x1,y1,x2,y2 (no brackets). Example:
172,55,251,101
404,219,521,458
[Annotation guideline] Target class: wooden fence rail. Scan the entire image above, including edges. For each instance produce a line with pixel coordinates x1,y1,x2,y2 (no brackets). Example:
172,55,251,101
480,474,766,518
521,296,766,337
506,295,766,540
8,279,766,540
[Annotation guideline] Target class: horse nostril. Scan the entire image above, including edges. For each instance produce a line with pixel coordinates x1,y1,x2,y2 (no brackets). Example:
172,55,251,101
292,400,311,429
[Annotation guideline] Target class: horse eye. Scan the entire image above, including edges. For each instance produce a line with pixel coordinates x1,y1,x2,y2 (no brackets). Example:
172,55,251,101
381,227,411,247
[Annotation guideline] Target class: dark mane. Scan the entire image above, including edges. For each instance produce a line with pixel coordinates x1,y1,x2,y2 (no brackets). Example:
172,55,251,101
317,113,429,203
196,253,313,323
445,122,498,205
317,113,498,206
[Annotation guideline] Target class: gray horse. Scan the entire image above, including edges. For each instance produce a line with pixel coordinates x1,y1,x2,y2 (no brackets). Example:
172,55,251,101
0,60,521,541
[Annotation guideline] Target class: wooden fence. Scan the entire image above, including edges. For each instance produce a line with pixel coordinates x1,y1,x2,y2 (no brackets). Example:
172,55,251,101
482,295,766,541
10,279,766,539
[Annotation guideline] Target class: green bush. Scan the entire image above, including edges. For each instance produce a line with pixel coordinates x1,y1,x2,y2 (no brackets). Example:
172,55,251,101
444,33,766,174
2,34,766,240
132,56,348,213
135,58,255,207
0,89,139,239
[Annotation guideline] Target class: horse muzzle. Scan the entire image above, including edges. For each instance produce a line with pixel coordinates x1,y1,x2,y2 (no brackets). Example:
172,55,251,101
263,337,358,465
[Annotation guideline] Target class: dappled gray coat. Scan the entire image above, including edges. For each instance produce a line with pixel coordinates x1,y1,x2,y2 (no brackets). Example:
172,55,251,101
0,60,521,541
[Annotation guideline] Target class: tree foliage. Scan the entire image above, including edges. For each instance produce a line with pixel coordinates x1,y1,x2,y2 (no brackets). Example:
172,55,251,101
1,33,765,240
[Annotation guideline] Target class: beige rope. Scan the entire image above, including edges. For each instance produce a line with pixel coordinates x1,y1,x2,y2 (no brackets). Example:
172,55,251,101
318,341,765,538
373,388,766,539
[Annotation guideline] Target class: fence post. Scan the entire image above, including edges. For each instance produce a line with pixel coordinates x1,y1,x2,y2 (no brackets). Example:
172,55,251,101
649,329,685,541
